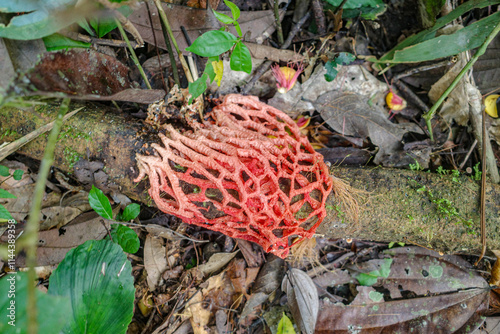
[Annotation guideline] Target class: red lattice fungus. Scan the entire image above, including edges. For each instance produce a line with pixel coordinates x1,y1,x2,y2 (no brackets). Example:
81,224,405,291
135,95,333,258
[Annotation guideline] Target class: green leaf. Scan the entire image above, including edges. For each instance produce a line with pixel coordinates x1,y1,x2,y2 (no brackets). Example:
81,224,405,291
12,169,24,181
324,61,339,82
205,56,219,82
0,189,16,199
230,41,252,73
212,10,235,25
186,30,238,57
0,165,10,177
357,258,393,286
336,52,356,65
0,0,85,40
0,204,13,220
90,6,133,38
0,272,70,334
119,203,140,221
110,224,140,254
89,185,113,220
277,313,296,334
224,0,241,20
325,0,386,20
188,72,209,102
48,239,135,334
43,33,91,51
78,18,95,36
390,11,500,63
234,21,243,37
378,0,500,64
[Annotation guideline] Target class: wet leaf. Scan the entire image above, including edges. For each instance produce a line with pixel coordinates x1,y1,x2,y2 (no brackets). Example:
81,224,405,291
110,224,140,254
282,268,319,334
316,247,489,333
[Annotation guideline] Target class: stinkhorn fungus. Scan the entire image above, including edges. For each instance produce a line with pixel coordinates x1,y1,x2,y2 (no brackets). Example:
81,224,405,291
135,94,333,258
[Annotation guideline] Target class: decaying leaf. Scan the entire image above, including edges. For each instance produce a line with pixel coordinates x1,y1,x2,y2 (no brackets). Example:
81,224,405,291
281,268,319,334
144,234,168,291
315,91,423,166
195,250,239,276
315,246,489,333
491,250,500,287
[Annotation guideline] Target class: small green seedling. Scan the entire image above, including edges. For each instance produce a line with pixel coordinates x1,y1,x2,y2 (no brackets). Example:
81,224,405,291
89,185,140,253
186,0,252,101
324,52,355,82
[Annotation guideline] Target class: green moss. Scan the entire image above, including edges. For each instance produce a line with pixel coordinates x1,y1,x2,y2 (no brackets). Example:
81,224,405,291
63,147,84,171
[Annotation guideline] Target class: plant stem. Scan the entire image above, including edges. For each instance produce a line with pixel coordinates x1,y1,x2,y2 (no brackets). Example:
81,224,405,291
115,18,152,90
422,20,500,141
273,0,284,46
26,99,71,334
152,0,193,83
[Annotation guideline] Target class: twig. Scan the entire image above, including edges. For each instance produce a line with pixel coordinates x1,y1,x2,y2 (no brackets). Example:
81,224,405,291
474,104,488,266
115,18,152,89
458,139,477,170
61,31,139,48
145,0,168,92
152,0,193,83
25,99,71,334
242,11,311,94
273,0,284,46
393,60,453,81
332,0,349,15
393,79,429,113
422,21,500,141
311,0,326,35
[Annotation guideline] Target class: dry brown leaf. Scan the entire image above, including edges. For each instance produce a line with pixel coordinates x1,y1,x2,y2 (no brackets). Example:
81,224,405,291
1,183,60,222
491,250,500,286
144,234,168,291
195,250,239,277
129,3,283,53
282,268,319,334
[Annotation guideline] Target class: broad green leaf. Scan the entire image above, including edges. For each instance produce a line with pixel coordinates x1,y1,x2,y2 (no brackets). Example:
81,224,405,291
110,224,140,254
0,204,13,220
277,313,296,334
119,203,140,221
12,169,24,181
230,41,252,73
0,189,16,199
224,0,241,21
357,258,393,286
0,272,70,334
324,61,339,82
90,6,133,38
0,0,85,40
48,239,135,334
43,33,91,51
212,10,235,25
0,165,10,177
186,30,238,57
89,185,113,220
390,11,500,63
188,72,209,102
378,0,500,63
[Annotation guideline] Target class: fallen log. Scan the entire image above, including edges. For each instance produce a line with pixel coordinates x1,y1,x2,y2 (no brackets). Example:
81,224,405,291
1,101,498,253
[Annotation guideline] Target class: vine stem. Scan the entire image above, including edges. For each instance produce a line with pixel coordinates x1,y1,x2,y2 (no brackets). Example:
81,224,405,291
422,21,500,141
26,99,71,334
152,0,194,83
115,18,152,89
273,0,284,46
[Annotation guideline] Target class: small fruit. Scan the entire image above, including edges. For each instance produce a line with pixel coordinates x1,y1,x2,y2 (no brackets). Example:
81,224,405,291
485,94,499,118
386,91,407,111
